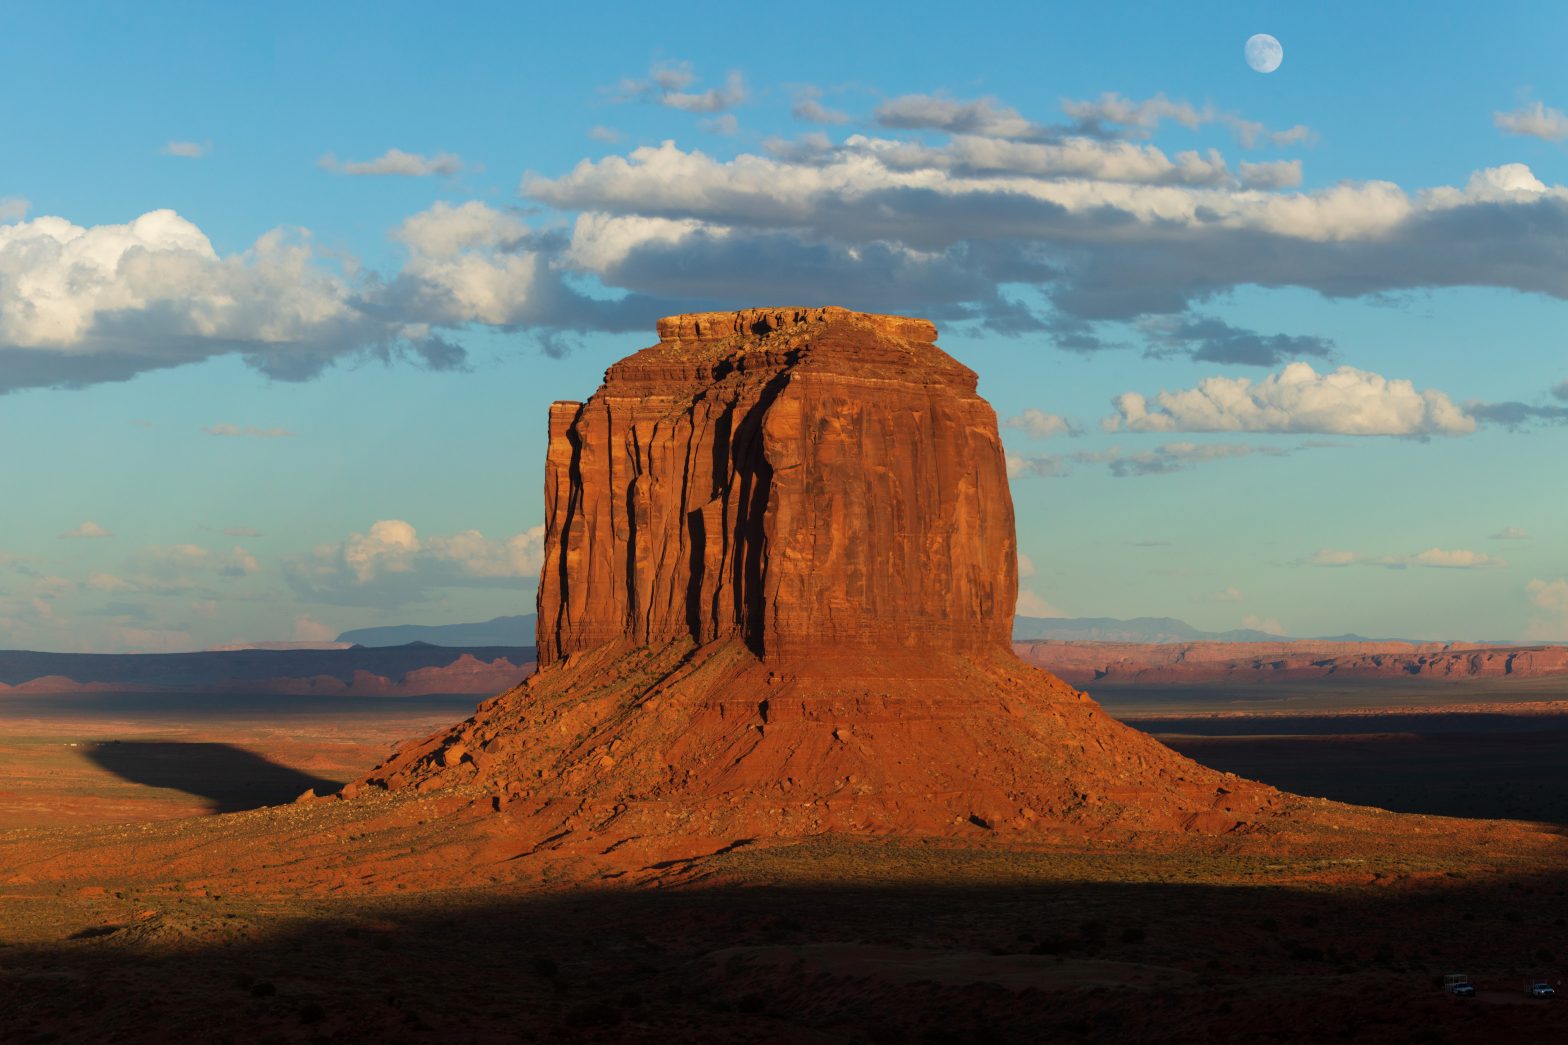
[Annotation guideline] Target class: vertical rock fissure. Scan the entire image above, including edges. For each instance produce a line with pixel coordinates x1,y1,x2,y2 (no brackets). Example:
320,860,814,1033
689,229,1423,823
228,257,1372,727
541,411,586,666
732,368,792,656
685,505,707,643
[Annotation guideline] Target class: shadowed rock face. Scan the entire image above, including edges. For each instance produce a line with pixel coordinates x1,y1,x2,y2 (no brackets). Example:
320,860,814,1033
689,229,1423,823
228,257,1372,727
537,307,1017,666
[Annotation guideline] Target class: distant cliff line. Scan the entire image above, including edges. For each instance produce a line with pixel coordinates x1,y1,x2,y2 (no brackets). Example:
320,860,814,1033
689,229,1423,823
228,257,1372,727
0,646,533,697
2,635,1564,701
331,612,1561,649
1017,640,1568,687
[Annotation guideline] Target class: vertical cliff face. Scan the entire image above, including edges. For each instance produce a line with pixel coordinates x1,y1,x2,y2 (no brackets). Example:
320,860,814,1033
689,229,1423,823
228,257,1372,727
536,307,1017,666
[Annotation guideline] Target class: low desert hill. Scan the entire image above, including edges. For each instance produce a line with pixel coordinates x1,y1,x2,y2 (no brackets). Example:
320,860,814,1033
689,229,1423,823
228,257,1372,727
337,614,538,647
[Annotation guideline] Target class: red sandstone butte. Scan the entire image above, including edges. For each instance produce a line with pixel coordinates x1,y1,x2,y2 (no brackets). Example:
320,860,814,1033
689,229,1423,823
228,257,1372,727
536,306,1016,663
363,308,1279,845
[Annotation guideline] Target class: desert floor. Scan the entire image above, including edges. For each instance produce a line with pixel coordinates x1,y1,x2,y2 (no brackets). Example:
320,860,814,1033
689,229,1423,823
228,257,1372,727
2,682,1566,1043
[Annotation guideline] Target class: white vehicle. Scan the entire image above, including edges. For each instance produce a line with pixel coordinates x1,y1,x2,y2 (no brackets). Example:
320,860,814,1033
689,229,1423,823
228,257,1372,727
1527,981,1555,999
1444,973,1475,997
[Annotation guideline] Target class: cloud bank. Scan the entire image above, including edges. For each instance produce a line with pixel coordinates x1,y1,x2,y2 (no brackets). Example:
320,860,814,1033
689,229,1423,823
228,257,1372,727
12,81,1568,399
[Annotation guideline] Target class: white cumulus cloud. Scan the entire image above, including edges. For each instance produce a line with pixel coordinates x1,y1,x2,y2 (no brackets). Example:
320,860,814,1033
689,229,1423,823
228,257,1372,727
1525,578,1568,640
1003,408,1073,439
1107,363,1475,437
1016,588,1065,617
60,521,113,539
319,148,464,176
285,519,545,606
1241,614,1284,635
1495,101,1568,142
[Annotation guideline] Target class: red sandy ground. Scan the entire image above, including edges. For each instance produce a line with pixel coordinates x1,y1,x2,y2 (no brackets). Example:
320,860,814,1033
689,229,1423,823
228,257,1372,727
3,667,1566,1041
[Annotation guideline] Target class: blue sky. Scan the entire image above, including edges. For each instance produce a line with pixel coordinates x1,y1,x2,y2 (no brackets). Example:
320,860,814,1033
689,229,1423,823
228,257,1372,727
3,1,1567,651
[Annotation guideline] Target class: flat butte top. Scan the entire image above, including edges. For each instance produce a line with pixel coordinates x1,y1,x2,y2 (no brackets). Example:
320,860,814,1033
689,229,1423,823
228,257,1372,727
599,306,978,394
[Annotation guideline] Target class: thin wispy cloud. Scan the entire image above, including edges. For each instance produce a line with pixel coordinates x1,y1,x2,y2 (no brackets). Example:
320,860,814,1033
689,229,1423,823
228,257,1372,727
203,424,296,438
1008,440,1290,479
1139,314,1333,367
319,149,464,176
791,89,851,125
1465,400,1568,429
0,197,29,221
1489,526,1529,540
1305,548,1507,570
875,93,1050,139
89,543,262,596
871,90,1312,148
613,60,746,113
161,140,210,158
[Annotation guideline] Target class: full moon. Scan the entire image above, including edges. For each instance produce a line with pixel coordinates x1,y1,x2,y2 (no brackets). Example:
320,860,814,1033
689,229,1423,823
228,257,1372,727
1245,33,1283,73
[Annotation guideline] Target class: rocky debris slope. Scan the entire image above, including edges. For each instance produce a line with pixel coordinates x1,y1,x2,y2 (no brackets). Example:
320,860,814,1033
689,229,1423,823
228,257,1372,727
360,308,1282,853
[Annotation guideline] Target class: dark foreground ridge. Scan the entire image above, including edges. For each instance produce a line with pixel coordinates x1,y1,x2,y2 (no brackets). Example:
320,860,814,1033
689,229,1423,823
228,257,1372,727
7,855,1567,1044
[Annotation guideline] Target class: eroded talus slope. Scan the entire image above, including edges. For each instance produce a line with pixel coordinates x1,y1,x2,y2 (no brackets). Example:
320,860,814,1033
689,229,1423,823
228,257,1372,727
366,640,1277,848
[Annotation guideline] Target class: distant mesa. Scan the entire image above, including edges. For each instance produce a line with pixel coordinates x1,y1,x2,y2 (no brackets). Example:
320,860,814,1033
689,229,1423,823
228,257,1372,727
0,646,533,698
351,612,1496,650
361,307,1283,853
1013,615,1283,644
337,615,536,648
